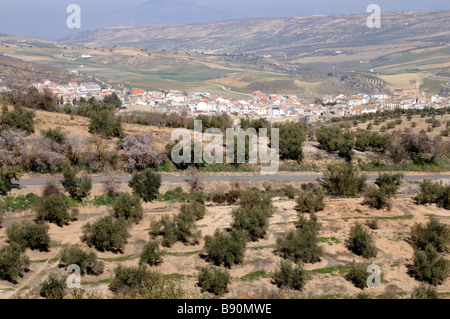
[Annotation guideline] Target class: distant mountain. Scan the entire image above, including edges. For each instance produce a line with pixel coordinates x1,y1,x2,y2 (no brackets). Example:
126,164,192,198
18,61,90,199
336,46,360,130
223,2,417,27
64,10,450,59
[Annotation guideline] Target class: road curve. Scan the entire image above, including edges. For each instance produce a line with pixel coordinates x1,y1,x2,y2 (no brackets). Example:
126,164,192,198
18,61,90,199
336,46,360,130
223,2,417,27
13,173,450,187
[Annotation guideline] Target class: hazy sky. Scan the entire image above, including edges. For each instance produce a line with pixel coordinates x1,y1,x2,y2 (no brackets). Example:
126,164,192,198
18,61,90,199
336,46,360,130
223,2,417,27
1,0,449,40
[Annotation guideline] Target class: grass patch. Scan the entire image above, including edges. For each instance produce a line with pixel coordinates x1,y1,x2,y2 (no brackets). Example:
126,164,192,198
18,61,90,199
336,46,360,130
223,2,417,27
0,193,40,212
240,270,269,281
164,250,203,257
312,264,350,275
99,254,135,262
320,237,341,246
342,215,413,221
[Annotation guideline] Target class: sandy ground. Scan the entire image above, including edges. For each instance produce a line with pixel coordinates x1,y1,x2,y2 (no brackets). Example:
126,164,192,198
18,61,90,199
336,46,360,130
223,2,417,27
0,180,449,299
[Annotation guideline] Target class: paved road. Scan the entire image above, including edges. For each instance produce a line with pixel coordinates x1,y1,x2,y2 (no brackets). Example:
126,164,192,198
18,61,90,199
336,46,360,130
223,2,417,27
13,173,450,187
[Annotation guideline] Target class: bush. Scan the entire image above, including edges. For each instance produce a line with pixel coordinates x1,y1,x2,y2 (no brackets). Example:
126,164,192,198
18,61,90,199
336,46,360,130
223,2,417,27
272,260,308,291
109,265,185,299
321,163,367,196
412,245,448,285
81,216,130,253
0,105,35,135
42,127,67,145
410,217,450,253
375,173,404,194
232,206,270,241
346,261,370,289
366,219,379,230
6,222,50,252
36,194,75,226
180,201,206,221
277,123,308,163
42,180,62,198
204,230,247,268
415,180,450,210
40,274,66,299
129,169,161,203
346,223,378,258
122,133,163,170
0,243,30,282
58,244,104,275
316,126,355,161
140,240,164,266
0,167,20,196
410,284,439,299
364,186,391,210
296,186,325,213
61,162,92,200
281,185,295,199
89,109,124,138
112,193,143,223
197,266,231,295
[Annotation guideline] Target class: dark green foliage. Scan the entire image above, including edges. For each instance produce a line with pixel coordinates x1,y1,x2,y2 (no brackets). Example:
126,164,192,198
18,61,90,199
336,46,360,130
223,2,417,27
81,216,130,253
61,162,92,200
346,223,378,258
366,219,379,230
355,130,391,152
277,212,322,263
129,169,161,203
42,127,66,145
204,230,247,268
0,105,35,134
197,266,231,295
180,201,206,221
272,260,308,291
36,194,74,226
0,243,30,282
410,284,439,299
103,92,123,109
231,189,274,241
112,193,143,223
277,122,308,163
412,245,449,285
40,274,66,299
282,185,296,199
364,186,392,210
296,186,325,213
58,244,104,275
415,180,450,210
89,109,124,138
6,222,50,252
346,261,370,289
410,217,449,253
0,167,21,196
375,173,404,195
316,126,355,161
321,163,367,196
139,240,163,266
109,265,184,298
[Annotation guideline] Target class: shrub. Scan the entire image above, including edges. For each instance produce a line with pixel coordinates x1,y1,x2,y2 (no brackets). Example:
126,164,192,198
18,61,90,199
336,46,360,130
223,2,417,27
232,205,270,241
22,136,65,173
410,284,439,299
40,274,66,299
346,223,378,258
197,266,231,295
281,185,295,199
129,169,161,203
0,243,30,282
272,260,308,291
276,227,323,264
321,163,367,196
6,222,50,252
180,201,206,221
375,173,404,194
346,261,371,289
81,216,130,253
296,186,325,213
366,219,379,230
0,167,21,196
36,194,75,226
61,162,92,200
122,133,163,170
277,122,308,163
204,230,247,268
58,244,104,275
239,188,273,217
109,265,185,299
139,240,164,266
0,105,35,135
415,180,450,210
42,180,62,198
89,109,124,138
364,186,391,210
316,126,355,161
412,245,448,285
410,217,450,253
112,193,143,223
42,127,67,145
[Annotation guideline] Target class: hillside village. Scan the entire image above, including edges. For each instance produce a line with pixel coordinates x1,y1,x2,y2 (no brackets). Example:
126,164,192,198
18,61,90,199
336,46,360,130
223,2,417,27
3,78,449,125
